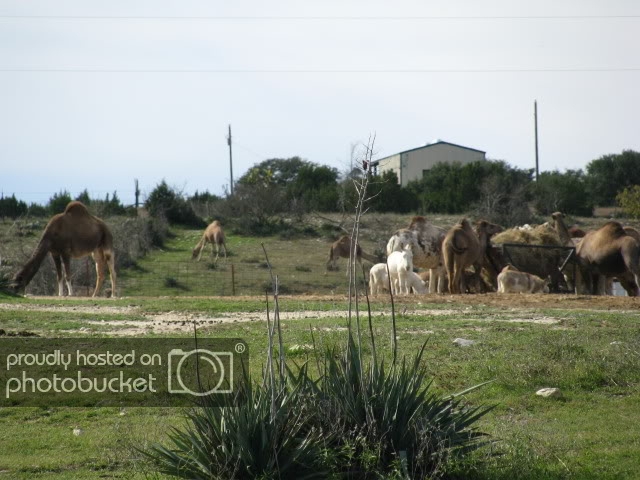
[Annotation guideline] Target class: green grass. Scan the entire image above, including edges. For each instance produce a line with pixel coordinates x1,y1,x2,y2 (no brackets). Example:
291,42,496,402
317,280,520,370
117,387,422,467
0,295,639,478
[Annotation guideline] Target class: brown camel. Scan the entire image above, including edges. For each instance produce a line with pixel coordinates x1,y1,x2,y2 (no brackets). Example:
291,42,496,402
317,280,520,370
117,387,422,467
575,221,640,296
551,212,573,246
443,219,503,294
192,220,227,262
569,226,586,238
11,201,116,297
387,216,447,293
326,235,377,270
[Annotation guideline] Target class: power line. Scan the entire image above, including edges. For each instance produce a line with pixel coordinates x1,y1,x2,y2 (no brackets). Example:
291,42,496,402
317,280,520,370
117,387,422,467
1,67,639,73
1,15,639,20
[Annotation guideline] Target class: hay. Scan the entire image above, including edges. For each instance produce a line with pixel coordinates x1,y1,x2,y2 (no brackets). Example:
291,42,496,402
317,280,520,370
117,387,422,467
491,223,571,292
492,223,562,246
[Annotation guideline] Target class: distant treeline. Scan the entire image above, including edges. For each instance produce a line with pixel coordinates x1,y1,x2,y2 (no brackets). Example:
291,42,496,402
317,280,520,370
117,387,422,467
2,150,640,229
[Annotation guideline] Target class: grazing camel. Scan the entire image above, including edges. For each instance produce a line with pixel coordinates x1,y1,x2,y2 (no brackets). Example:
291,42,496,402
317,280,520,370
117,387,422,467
326,235,378,271
575,221,640,296
443,219,503,294
11,201,116,297
192,220,227,262
387,216,447,293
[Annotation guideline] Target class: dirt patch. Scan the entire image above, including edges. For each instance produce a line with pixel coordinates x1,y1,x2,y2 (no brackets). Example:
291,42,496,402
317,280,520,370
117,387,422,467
3,292,639,336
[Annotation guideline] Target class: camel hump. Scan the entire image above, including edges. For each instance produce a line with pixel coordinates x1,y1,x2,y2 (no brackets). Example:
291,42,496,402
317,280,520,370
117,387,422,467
408,216,427,228
64,201,90,215
602,221,626,237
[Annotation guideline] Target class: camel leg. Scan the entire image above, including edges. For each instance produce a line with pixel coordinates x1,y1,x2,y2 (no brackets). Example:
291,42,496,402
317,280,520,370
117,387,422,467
428,269,438,294
61,255,73,296
106,251,117,298
51,254,64,296
196,242,205,262
214,243,220,264
92,251,106,297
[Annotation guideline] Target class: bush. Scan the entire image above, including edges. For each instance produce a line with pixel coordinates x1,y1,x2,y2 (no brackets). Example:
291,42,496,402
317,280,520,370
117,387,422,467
316,338,492,478
47,190,73,215
616,185,640,219
145,335,491,479
145,181,205,228
0,195,28,220
533,170,593,216
143,373,328,479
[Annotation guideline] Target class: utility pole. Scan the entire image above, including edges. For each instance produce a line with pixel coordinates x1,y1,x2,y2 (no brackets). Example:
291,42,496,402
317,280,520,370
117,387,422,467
134,179,140,209
227,124,234,195
534,100,540,181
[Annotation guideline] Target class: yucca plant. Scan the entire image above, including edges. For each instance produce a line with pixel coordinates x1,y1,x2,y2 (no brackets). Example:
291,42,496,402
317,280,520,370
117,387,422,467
317,334,493,478
143,372,328,480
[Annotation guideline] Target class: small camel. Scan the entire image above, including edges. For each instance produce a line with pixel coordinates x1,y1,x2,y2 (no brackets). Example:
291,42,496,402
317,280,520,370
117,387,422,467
443,219,503,294
11,201,116,297
575,221,640,296
497,265,549,294
551,212,574,246
192,220,227,262
326,235,377,271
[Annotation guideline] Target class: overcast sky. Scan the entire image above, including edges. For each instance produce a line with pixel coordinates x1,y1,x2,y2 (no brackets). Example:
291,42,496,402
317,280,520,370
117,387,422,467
2,0,639,206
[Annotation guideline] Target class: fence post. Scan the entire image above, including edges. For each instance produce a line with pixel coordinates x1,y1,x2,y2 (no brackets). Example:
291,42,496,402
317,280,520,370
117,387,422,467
86,259,90,296
231,264,236,296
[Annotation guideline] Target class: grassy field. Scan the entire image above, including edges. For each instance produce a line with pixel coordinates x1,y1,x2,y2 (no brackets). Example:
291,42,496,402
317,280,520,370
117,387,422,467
1,215,640,478
1,288,639,478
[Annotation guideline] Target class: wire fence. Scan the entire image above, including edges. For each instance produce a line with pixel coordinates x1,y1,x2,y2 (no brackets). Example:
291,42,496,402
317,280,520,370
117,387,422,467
23,258,366,297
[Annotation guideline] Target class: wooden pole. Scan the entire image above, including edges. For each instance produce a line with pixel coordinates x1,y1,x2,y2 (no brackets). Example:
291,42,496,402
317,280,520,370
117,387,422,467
534,100,540,181
231,263,236,296
227,125,234,196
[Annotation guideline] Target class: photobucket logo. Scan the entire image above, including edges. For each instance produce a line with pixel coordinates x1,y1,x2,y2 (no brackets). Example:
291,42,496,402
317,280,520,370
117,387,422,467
167,349,233,396
5,371,158,398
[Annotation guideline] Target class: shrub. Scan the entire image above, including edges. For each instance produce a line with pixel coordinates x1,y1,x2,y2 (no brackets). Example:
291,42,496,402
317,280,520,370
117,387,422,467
145,181,205,228
316,337,492,478
616,185,640,219
143,373,328,479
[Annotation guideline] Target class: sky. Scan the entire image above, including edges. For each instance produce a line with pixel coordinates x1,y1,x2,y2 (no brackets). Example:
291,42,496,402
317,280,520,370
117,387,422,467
2,0,640,206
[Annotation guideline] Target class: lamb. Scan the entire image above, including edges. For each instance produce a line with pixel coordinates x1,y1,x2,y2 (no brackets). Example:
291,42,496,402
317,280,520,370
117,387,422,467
497,266,549,294
387,246,413,295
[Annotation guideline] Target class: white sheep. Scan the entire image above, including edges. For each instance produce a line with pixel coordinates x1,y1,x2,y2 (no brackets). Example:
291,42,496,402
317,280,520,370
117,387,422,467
369,263,389,295
387,246,413,295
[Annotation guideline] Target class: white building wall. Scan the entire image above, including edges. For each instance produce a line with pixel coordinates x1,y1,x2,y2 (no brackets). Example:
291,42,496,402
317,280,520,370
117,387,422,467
374,142,486,187
402,143,485,186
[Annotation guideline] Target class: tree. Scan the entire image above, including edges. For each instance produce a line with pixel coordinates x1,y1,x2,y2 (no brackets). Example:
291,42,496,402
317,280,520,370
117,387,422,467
585,150,640,206
47,190,73,214
75,189,92,206
533,170,593,216
0,194,28,219
145,181,205,227
405,160,532,214
368,171,416,213
616,185,640,219
237,157,308,187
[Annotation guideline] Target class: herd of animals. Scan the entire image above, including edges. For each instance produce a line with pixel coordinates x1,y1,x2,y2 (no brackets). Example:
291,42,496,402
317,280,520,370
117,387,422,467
327,213,640,297
6,200,640,298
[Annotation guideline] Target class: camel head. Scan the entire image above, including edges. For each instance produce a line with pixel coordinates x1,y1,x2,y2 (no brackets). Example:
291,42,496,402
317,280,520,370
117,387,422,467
408,216,428,229
476,220,503,237
8,273,25,295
